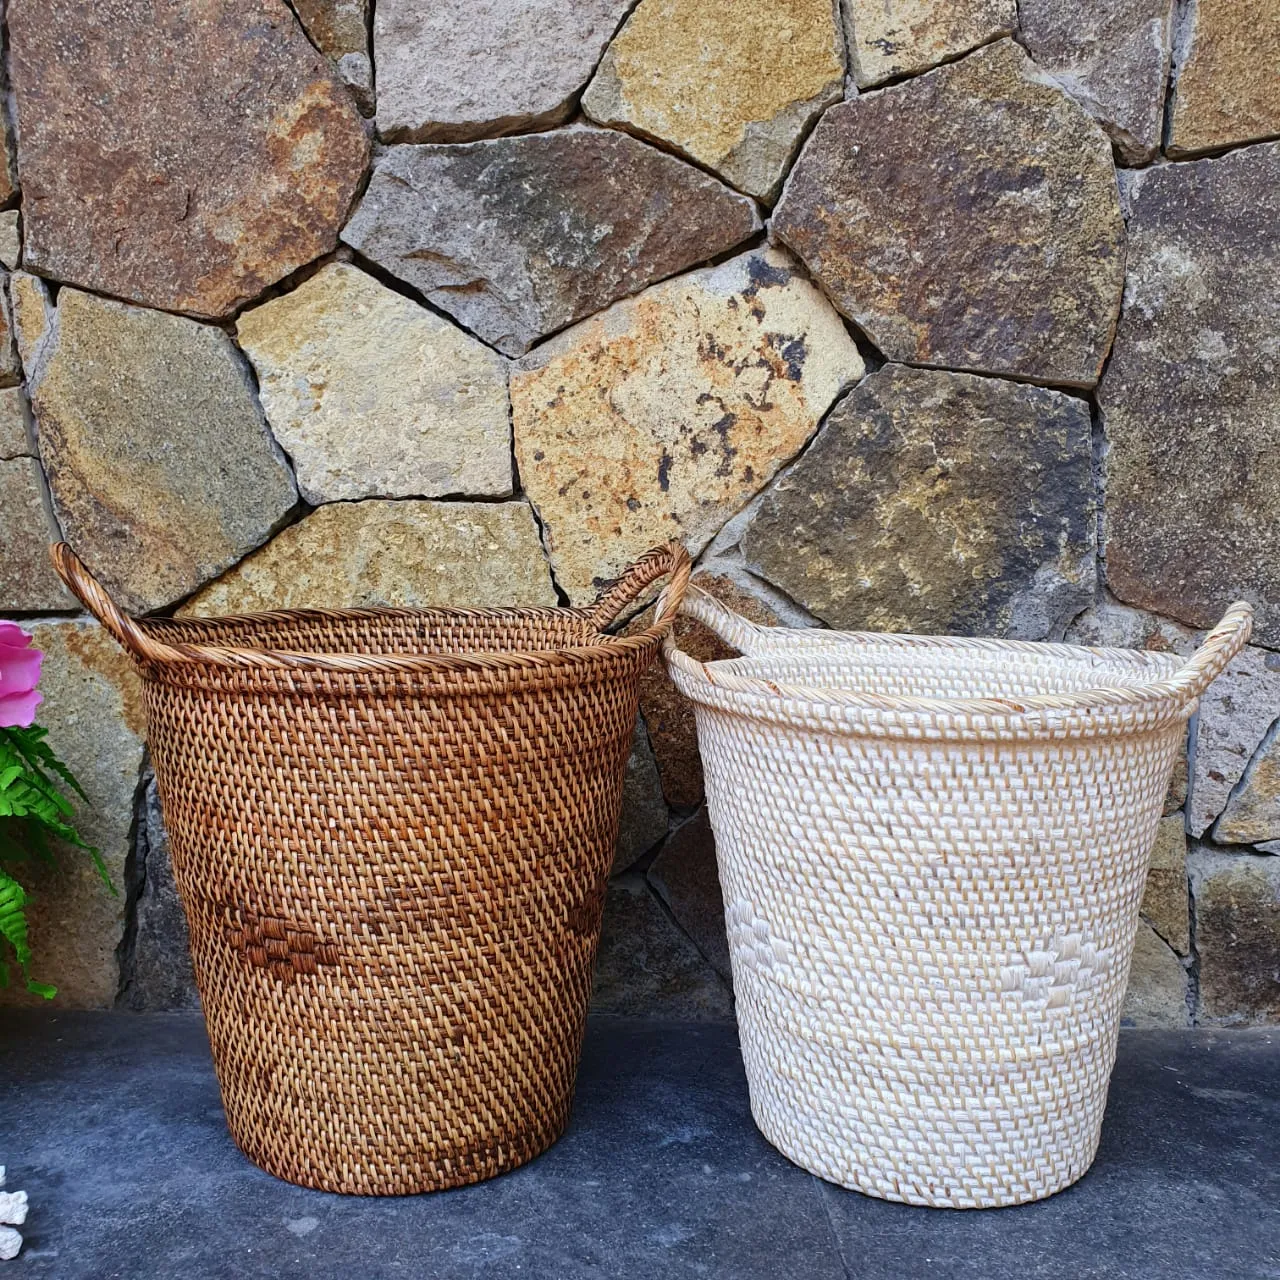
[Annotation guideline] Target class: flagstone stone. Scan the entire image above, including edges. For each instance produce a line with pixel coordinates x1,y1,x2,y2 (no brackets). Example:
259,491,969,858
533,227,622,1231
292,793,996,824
7,0,369,318
1191,847,1280,1024
343,127,760,357
582,0,844,202
511,248,863,604
1120,922,1189,1028
0,456,74,611
1019,0,1174,164
375,0,634,142
293,0,372,110
742,365,1095,638
236,263,511,503
1167,0,1280,157
841,0,1015,88
1214,721,1280,847
181,499,556,615
592,875,733,1018
0,622,145,1009
1100,143,1280,647
29,288,297,614
773,39,1125,388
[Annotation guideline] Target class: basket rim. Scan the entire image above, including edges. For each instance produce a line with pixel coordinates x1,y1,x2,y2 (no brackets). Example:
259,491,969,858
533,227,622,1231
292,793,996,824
695,637,1185,716
138,610,664,676
140,601,619,674
50,541,693,675
664,590,1253,726
672,648,1192,720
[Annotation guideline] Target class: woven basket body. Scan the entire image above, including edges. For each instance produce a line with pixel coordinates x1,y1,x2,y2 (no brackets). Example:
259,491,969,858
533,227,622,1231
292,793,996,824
54,542,689,1195
665,595,1251,1208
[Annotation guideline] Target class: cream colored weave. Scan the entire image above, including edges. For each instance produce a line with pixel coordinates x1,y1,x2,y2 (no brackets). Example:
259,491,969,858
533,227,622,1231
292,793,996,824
665,593,1252,1208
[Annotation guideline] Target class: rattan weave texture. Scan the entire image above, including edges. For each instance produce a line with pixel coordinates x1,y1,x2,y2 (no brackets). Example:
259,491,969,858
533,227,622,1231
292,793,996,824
54,540,690,1195
665,591,1251,1208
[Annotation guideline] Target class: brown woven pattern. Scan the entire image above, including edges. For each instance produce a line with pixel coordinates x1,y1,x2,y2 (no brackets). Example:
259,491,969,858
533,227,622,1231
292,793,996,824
666,591,1251,1208
53,541,690,1195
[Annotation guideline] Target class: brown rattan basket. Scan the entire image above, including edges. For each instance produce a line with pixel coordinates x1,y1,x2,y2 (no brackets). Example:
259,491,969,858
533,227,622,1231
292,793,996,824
52,540,691,1195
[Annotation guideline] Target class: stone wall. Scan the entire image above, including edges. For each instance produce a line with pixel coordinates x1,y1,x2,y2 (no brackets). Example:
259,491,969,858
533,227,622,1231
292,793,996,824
1,0,1277,1025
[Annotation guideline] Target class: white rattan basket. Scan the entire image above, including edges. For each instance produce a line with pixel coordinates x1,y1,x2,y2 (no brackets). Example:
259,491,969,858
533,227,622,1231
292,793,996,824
664,592,1252,1208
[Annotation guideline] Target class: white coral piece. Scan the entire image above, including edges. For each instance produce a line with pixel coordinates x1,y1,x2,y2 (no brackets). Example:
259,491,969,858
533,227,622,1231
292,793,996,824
0,1193,25,1226
0,1169,23,1260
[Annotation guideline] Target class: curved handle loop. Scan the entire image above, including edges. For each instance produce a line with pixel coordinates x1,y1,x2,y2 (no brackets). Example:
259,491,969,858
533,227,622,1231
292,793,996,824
661,587,777,682
1160,601,1253,704
678,588,773,653
588,541,693,637
49,543,189,666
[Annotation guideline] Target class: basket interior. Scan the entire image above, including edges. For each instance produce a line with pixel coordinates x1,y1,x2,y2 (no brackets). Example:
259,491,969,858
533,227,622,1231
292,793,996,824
711,639,1183,703
142,607,603,658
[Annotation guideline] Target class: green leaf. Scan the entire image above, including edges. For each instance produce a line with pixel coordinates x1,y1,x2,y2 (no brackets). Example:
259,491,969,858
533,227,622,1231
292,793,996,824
0,725,112,891
1,726,89,802
0,868,59,996
0,867,36,986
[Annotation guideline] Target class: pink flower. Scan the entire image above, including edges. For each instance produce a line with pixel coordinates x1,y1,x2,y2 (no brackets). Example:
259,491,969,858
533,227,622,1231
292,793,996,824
0,622,42,728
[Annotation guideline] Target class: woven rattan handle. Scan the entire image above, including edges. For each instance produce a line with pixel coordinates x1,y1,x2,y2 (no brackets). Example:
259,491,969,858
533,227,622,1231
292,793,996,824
54,539,695,674
674,587,775,654
662,588,774,686
50,543,191,665
1161,601,1253,703
588,542,693,634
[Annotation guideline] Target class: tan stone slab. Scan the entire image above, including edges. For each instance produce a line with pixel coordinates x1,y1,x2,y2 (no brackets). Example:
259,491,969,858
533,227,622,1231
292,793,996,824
0,456,74,610
842,0,1015,88
0,212,20,271
1214,721,1280,846
0,386,29,459
1142,814,1189,954
1191,647,1280,838
180,499,557,615
582,0,844,201
30,288,298,614
237,263,511,504
8,272,52,373
1120,921,1189,1028
512,248,863,604
1168,0,1280,157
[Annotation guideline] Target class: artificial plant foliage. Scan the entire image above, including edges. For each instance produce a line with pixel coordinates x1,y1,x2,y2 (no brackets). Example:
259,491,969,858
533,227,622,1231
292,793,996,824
0,725,111,997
